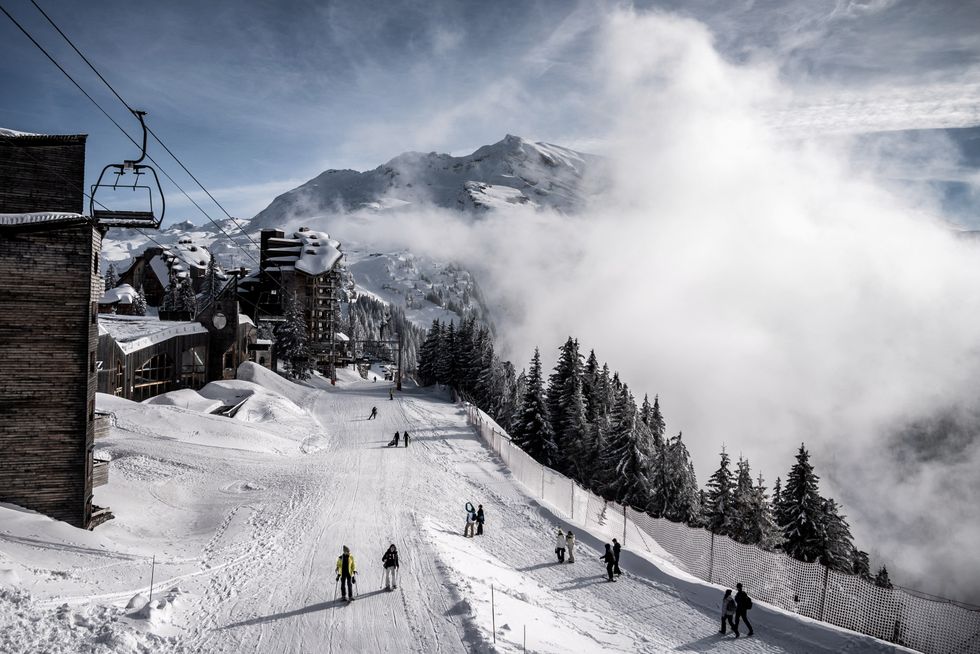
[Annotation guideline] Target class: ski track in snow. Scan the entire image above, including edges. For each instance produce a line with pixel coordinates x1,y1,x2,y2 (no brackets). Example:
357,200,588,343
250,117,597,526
0,377,908,653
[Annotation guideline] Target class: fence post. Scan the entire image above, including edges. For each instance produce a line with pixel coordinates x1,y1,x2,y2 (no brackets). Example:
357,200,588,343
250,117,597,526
623,505,627,546
541,467,545,499
819,566,830,622
708,533,714,583
491,584,496,644
570,485,575,521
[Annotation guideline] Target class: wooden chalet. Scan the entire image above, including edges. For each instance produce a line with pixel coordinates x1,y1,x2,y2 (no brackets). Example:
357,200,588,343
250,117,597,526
0,130,111,529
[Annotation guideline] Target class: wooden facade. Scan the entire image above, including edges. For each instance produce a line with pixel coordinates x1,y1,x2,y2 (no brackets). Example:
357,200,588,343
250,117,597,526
0,134,86,214
0,219,106,529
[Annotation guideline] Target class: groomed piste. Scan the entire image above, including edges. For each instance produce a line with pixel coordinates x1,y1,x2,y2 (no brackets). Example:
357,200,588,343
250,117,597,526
0,363,912,653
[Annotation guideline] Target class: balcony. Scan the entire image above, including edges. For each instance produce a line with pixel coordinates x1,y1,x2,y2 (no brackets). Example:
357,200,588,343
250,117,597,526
92,458,110,487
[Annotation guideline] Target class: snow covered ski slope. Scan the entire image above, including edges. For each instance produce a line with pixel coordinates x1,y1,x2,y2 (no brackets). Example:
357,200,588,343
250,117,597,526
0,369,911,653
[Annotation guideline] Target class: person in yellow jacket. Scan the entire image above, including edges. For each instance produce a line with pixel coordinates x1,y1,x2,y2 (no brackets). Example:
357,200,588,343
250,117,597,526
336,545,357,601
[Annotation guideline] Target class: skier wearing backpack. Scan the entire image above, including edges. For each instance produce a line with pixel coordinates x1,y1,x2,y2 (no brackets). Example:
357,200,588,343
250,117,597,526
382,544,399,591
734,582,754,636
336,545,357,602
600,543,616,581
464,502,477,537
720,589,737,635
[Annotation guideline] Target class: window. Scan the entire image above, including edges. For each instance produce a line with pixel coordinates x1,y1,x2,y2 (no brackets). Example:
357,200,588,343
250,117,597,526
181,346,207,389
133,353,174,401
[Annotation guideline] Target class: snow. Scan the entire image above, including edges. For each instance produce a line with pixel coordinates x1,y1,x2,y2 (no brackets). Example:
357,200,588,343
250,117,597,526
289,229,342,276
0,127,41,137
0,367,911,653
99,284,138,305
0,212,87,227
98,314,208,355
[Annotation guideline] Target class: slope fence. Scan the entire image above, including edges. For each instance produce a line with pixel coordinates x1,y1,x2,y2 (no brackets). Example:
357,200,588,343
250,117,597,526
461,402,980,654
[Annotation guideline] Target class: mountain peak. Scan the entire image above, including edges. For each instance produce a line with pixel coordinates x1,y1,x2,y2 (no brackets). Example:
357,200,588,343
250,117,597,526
251,135,600,228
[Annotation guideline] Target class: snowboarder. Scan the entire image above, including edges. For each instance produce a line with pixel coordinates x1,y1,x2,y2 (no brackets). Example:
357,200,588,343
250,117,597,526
368,407,378,420
612,538,622,576
382,544,399,590
404,431,410,447
464,502,476,537
720,589,737,635
555,528,566,563
600,543,616,581
565,530,575,563
734,582,754,637
476,505,485,535
336,545,357,602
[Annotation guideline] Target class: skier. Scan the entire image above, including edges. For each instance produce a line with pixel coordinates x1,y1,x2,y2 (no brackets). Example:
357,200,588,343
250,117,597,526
404,431,410,447
734,582,754,637
382,544,399,591
720,589,737,635
555,528,566,563
612,538,622,576
368,407,378,420
565,530,575,563
464,502,477,537
336,545,357,602
600,543,616,581
394,431,400,447
476,505,485,535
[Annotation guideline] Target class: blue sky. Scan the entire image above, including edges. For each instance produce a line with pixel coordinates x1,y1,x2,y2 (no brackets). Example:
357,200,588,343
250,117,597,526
1,0,978,222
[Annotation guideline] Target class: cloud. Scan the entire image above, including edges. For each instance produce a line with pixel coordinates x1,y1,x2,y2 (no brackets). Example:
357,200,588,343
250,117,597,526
310,7,980,604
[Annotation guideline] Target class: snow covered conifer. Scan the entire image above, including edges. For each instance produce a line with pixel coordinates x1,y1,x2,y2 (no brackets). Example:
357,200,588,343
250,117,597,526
177,277,197,317
818,498,857,573
511,348,557,467
777,443,825,563
874,566,893,589
162,266,179,312
656,432,700,524
546,337,588,478
730,456,755,543
131,286,147,316
704,447,736,536
201,255,222,305
274,294,314,380
417,319,442,386
104,263,118,290
743,473,782,550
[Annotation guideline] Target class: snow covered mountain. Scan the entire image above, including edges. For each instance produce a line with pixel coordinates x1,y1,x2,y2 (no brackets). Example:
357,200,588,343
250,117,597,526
250,135,601,228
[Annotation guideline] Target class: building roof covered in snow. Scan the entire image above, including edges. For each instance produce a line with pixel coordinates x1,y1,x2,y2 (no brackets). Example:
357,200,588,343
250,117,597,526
0,212,88,228
98,314,207,355
99,284,137,305
263,228,342,277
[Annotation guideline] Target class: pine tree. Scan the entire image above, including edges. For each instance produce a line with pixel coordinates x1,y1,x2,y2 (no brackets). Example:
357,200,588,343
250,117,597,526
274,294,314,380
162,267,179,312
776,444,826,563
874,566,893,589
417,319,442,386
546,337,588,478
743,473,782,550
819,498,857,573
131,286,147,316
598,385,651,509
510,348,557,467
704,447,736,536
201,256,222,305
730,456,755,543
640,394,652,427
104,263,118,290
654,432,700,524
177,277,197,317
853,550,872,581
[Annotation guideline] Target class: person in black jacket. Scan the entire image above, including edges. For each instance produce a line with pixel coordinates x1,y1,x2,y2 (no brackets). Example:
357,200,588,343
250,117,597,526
382,544,399,590
734,582,754,636
404,431,410,447
612,538,622,576
476,505,485,535
600,543,616,581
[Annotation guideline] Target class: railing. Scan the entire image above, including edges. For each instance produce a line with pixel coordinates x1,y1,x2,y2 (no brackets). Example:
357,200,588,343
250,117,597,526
461,401,980,654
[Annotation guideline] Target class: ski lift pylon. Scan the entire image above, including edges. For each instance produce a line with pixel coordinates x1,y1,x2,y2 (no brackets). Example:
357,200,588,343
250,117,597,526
90,109,165,228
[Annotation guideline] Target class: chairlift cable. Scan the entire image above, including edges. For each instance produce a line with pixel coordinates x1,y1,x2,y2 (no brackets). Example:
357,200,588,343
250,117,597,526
0,1,258,267
29,0,264,254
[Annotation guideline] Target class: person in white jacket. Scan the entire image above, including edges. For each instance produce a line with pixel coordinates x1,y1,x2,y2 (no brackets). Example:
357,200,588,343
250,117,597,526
720,589,738,635
565,530,576,563
555,528,567,563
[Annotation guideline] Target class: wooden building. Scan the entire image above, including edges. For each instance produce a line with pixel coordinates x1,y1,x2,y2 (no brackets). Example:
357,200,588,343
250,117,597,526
0,130,111,529
117,237,217,307
238,227,346,375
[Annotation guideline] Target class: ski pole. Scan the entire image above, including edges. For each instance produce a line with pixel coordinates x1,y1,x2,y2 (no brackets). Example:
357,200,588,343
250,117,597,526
334,578,339,601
